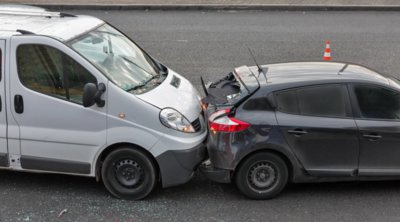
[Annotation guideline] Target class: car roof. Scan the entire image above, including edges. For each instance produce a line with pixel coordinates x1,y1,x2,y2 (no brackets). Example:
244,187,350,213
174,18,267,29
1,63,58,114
0,4,104,41
248,61,391,88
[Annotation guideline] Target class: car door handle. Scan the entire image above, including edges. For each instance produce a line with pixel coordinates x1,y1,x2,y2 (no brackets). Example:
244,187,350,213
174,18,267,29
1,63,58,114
362,134,382,141
287,129,308,136
14,95,24,114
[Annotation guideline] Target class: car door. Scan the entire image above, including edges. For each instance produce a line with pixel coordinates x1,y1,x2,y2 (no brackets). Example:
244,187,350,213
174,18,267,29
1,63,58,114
0,40,8,167
349,84,400,176
275,84,359,176
9,35,108,174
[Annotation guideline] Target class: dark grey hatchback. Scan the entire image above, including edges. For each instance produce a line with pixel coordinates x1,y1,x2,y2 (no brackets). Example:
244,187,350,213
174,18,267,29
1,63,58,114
201,61,400,199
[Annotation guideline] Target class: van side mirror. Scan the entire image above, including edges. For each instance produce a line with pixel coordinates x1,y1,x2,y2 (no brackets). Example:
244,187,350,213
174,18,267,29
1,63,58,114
83,83,106,108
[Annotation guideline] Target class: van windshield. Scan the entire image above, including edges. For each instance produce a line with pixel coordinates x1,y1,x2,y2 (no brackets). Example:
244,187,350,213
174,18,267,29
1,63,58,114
68,24,164,93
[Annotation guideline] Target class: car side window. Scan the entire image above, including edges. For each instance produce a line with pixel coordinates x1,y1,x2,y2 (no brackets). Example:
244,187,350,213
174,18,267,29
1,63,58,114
275,84,350,118
17,44,97,104
243,97,273,111
275,90,299,114
353,85,400,120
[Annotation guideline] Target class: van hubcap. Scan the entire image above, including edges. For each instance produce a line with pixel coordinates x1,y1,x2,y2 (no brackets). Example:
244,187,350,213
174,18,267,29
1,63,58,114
115,159,143,187
248,161,277,190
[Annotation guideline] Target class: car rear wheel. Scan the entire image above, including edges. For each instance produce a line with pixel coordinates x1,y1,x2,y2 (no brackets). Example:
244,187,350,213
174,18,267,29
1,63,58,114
235,152,288,200
101,148,157,200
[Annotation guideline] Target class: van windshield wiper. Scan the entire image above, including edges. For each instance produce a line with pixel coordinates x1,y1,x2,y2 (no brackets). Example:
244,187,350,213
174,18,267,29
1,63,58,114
126,82,147,92
120,55,157,76
146,73,161,84
126,72,165,92
145,69,168,86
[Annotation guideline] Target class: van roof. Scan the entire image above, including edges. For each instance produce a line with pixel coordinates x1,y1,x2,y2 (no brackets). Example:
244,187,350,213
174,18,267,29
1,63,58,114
0,4,104,41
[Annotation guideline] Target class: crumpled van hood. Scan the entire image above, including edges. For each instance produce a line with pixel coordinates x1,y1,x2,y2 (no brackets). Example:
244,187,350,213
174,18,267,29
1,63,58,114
136,69,202,122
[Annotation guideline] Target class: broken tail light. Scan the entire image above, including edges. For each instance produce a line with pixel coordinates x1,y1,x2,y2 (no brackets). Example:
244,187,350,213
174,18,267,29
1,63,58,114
208,109,250,132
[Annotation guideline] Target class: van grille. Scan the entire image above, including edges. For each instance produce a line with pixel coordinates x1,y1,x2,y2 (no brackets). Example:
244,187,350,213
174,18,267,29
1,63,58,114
191,118,202,132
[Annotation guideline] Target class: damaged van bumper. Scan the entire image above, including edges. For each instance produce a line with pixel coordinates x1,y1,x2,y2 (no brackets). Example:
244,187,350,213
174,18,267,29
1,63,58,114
156,142,207,188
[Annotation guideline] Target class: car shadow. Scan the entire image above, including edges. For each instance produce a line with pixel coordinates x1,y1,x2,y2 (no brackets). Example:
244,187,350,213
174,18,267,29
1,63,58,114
2,169,400,201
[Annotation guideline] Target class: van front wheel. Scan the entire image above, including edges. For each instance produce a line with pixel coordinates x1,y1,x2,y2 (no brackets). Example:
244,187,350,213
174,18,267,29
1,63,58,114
101,148,157,200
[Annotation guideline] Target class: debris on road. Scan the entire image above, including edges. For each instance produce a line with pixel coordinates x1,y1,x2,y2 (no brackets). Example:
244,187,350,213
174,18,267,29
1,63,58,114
58,209,68,218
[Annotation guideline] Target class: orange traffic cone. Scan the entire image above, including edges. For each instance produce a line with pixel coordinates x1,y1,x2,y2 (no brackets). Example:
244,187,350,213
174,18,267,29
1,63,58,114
323,40,331,61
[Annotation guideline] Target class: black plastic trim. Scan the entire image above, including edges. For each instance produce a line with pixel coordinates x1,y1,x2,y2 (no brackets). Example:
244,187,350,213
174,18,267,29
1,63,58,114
14,95,23,114
21,156,91,174
156,143,206,188
16,29,35,35
359,169,400,176
307,169,357,177
199,163,231,183
59,12,77,17
0,153,8,167
170,75,181,88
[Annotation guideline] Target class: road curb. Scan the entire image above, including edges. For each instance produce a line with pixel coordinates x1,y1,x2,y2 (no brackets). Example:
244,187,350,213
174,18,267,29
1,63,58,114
16,4,400,11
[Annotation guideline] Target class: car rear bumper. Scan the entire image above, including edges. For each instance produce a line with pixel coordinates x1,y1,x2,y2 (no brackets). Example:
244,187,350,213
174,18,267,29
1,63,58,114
199,159,231,183
156,142,207,188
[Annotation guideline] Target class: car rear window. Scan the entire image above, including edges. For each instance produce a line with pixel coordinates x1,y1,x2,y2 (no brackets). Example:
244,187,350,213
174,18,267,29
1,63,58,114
275,84,350,118
275,90,299,113
243,97,272,111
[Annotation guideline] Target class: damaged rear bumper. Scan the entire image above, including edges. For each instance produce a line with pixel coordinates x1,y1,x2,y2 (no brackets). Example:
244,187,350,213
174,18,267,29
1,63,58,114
199,159,231,183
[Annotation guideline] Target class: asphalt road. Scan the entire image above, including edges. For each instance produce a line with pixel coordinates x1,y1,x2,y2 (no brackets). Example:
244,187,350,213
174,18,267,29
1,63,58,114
2,10,400,222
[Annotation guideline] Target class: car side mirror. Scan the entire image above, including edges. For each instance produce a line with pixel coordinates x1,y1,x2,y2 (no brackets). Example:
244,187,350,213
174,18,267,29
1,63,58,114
83,83,106,108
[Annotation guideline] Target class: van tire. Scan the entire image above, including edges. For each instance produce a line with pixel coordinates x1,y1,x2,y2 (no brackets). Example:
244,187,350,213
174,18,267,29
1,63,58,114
101,148,157,200
235,152,288,200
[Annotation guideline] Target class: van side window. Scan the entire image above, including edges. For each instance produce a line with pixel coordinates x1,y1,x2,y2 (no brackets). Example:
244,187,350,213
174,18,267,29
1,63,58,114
17,44,97,104
353,85,400,120
275,84,350,118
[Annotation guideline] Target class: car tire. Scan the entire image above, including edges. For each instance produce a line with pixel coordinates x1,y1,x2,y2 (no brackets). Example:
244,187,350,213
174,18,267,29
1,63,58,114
101,148,157,200
235,152,288,200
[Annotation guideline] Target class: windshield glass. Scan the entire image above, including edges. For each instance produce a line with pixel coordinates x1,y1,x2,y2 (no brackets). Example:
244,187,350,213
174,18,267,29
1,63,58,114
68,24,163,93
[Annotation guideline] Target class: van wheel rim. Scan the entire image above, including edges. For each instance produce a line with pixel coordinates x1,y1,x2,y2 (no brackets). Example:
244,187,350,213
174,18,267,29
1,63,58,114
248,161,277,190
115,159,143,188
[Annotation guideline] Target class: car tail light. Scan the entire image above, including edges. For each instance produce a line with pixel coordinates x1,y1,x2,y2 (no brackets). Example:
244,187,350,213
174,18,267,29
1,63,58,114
208,109,250,132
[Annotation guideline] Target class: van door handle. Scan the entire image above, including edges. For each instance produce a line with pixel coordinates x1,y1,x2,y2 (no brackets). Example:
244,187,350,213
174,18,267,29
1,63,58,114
287,129,308,136
363,133,382,141
14,95,24,114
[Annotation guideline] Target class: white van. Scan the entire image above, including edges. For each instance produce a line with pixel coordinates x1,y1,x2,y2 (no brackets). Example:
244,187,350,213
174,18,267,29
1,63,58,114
0,5,207,199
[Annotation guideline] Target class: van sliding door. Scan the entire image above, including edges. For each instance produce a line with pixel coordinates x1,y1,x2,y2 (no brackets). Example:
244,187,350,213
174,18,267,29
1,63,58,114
0,40,8,167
